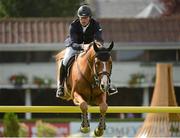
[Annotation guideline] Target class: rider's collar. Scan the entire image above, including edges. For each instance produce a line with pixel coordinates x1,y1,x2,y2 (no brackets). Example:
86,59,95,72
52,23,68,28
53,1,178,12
82,23,90,33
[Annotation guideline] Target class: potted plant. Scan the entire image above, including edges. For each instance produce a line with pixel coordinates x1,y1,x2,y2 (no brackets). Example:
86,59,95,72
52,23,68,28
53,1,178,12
9,74,28,87
33,76,52,87
128,73,146,86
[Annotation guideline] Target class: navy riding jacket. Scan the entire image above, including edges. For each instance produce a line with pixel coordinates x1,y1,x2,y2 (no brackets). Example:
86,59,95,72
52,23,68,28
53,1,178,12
65,18,104,49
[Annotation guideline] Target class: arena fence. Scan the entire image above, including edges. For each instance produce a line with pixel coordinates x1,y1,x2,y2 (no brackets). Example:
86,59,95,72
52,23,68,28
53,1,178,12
0,106,180,113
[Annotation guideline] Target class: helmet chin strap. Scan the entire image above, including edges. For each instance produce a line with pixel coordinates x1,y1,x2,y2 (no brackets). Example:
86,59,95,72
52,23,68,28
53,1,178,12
82,22,90,27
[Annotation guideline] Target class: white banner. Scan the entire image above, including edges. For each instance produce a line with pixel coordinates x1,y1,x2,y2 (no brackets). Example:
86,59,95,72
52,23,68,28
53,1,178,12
70,122,142,137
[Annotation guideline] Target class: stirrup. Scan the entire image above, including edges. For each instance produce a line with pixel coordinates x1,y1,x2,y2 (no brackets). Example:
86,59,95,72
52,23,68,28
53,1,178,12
56,86,64,97
108,85,118,96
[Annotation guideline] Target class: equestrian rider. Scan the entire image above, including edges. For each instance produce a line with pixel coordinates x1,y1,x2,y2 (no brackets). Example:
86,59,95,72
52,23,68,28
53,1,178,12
56,5,116,97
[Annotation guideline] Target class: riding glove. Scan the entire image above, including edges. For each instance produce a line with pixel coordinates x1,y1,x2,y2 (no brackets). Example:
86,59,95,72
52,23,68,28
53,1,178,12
71,43,83,51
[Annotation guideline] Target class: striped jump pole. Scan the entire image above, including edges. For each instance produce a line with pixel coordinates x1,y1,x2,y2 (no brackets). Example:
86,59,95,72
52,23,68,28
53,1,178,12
0,106,180,113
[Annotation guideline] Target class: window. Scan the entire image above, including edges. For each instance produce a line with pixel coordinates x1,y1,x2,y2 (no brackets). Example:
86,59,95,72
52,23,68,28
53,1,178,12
113,50,146,61
113,50,178,62
148,50,176,62
0,51,58,63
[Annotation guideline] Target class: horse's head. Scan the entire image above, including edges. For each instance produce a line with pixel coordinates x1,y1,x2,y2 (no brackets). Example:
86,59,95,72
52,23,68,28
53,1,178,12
92,41,114,93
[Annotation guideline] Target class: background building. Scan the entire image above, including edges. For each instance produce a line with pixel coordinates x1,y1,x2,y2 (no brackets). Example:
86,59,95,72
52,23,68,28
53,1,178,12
0,0,180,119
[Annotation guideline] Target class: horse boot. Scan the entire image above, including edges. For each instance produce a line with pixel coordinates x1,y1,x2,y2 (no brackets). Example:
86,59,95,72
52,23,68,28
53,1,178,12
56,64,66,97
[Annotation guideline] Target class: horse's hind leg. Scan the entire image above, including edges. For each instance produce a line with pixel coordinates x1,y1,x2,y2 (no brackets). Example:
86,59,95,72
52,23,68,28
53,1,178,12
94,93,108,137
73,91,90,133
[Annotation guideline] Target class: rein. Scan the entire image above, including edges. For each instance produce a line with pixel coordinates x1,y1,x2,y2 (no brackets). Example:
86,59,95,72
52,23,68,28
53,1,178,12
76,53,99,90
76,47,112,91
87,57,100,88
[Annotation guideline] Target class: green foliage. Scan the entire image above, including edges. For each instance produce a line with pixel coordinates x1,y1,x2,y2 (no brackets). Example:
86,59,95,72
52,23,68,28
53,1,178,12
0,0,84,17
3,113,20,137
36,120,57,137
19,123,29,137
128,73,146,86
33,76,53,87
9,74,28,86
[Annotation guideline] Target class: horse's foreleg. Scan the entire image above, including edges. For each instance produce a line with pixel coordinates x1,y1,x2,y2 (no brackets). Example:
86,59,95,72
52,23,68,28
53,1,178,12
73,91,90,133
73,91,88,113
94,93,108,137
99,93,108,115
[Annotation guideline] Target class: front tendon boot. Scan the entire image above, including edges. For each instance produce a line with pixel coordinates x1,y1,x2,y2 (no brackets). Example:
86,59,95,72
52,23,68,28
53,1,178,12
56,64,66,97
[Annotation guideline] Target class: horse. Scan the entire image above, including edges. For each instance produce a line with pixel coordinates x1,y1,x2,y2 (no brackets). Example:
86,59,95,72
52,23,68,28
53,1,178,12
55,41,114,136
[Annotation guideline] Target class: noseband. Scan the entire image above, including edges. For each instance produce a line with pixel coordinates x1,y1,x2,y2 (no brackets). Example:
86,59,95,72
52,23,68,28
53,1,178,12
87,56,112,89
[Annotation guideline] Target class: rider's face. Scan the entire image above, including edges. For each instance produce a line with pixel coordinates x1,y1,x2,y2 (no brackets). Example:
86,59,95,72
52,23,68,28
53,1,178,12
79,16,90,27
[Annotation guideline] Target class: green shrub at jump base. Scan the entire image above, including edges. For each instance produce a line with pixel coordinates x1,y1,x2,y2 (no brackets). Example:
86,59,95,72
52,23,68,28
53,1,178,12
3,113,20,137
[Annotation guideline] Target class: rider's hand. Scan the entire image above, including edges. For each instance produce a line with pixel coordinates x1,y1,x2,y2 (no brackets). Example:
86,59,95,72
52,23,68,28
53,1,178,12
72,43,83,51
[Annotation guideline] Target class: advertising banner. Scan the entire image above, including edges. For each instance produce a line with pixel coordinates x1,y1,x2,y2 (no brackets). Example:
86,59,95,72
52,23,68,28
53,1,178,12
0,122,70,137
70,122,142,137
0,121,143,137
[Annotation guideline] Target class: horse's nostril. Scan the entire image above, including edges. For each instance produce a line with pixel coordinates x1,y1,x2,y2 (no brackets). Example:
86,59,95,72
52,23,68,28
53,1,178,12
100,84,108,92
101,85,104,88
100,85,104,90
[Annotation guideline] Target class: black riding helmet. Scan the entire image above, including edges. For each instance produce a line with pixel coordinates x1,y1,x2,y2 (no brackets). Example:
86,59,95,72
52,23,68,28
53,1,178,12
77,5,92,17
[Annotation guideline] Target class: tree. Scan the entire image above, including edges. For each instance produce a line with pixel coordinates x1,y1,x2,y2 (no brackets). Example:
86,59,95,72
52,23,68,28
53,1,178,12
0,0,84,17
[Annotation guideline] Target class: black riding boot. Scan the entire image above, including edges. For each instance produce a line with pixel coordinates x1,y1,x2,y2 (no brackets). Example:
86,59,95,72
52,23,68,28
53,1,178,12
56,64,66,97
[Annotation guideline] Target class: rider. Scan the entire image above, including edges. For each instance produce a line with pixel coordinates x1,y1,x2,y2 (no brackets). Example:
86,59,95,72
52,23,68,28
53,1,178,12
56,5,116,97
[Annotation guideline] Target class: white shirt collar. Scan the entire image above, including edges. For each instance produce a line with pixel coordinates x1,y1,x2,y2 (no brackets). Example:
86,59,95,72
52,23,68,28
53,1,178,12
82,23,90,33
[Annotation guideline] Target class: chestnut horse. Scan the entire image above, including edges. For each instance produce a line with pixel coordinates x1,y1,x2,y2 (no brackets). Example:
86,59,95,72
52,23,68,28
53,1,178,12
56,41,113,136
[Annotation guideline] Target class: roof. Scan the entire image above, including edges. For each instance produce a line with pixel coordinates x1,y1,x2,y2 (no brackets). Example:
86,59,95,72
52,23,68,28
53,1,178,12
92,0,180,18
136,2,163,18
0,17,180,44
0,18,71,44
100,16,180,42
94,0,149,18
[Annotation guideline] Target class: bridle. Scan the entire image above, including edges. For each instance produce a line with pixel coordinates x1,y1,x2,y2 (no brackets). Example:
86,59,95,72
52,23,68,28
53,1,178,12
94,60,112,85
76,42,113,93
87,54,112,91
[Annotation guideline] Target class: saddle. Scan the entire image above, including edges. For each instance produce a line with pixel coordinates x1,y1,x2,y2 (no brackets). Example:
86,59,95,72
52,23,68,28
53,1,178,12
66,55,76,77
56,44,91,100
59,54,78,100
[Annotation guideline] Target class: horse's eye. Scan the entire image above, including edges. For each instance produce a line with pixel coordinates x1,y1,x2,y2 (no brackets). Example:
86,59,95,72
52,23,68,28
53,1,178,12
96,62,100,68
107,61,112,65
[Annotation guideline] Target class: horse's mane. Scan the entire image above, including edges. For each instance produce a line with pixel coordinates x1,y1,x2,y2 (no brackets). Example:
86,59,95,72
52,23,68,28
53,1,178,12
55,41,103,62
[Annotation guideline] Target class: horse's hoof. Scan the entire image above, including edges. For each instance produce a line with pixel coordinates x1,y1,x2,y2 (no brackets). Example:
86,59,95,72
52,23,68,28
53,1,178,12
94,127,104,137
80,126,90,133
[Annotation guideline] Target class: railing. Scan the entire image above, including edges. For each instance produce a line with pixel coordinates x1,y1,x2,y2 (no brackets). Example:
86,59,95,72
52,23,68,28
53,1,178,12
0,106,180,113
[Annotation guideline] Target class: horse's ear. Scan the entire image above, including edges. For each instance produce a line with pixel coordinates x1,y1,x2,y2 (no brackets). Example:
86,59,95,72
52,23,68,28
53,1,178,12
93,42,99,52
107,41,114,51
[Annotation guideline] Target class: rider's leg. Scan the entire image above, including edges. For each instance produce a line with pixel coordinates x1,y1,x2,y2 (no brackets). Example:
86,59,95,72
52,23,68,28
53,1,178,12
56,63,66,97
107,79,118,95
56,47,77,97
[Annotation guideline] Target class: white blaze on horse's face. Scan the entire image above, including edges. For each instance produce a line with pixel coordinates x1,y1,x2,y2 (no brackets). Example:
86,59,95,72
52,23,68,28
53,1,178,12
93,41,114,93
95,58,111,93
100,62,109,92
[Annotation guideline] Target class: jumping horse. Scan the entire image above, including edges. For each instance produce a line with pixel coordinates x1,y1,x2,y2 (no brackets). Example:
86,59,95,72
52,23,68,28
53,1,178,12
56,41,114,137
